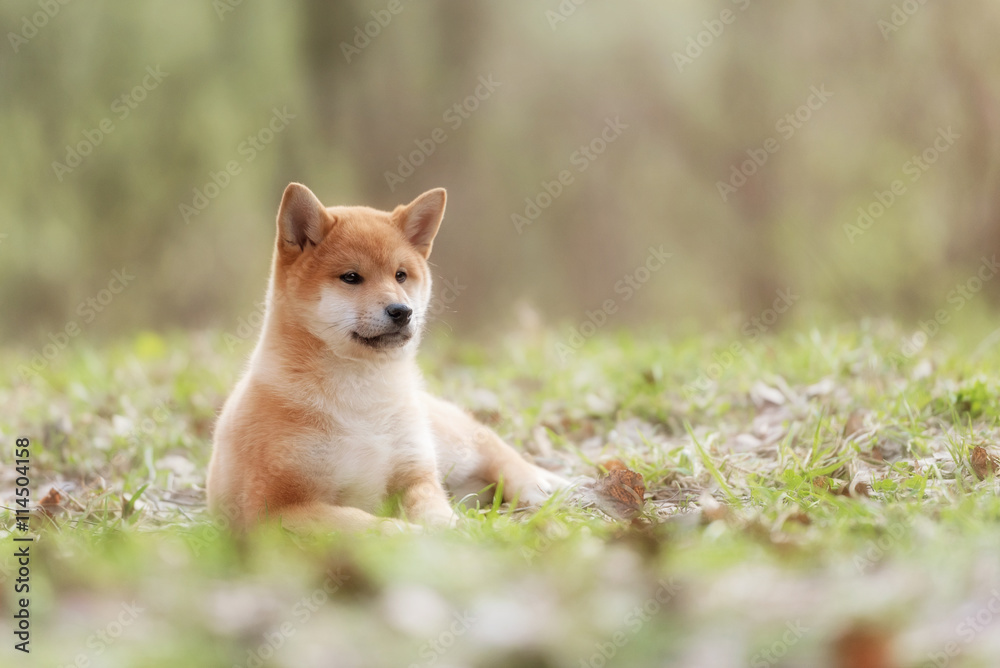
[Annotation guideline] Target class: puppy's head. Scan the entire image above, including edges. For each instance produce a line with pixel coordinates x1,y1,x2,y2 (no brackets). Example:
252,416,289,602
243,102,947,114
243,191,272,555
272,183,446,360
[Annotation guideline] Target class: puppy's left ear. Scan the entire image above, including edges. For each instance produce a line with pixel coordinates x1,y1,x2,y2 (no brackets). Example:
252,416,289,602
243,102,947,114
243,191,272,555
394,188,446,258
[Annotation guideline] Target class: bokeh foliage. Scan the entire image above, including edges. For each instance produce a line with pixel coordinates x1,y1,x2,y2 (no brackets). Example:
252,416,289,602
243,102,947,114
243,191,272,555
2,0,999,343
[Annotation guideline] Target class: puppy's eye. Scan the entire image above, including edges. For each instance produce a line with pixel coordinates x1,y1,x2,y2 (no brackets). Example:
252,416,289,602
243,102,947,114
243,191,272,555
340,272,363,285
395,270,407,283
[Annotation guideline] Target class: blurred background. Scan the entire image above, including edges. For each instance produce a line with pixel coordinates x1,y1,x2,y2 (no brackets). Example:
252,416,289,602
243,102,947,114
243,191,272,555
3,0,1000,344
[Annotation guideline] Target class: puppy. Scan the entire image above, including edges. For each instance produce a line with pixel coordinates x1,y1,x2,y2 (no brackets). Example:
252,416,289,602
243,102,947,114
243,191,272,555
207,183,566,531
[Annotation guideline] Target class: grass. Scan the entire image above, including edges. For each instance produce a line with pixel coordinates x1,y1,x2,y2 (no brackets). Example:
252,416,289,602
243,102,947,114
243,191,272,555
3,320,1000,667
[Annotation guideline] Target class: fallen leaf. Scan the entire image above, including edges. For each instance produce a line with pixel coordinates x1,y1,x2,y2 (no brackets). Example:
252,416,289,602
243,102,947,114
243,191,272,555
38,487,64,517
599,459,628,473
589,467,646,521
970,446,999,480
844,410,866,438
834,625,894,668
835,480,871,498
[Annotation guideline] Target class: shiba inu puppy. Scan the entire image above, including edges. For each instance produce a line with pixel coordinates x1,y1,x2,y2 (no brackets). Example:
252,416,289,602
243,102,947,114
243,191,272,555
207,183,567,531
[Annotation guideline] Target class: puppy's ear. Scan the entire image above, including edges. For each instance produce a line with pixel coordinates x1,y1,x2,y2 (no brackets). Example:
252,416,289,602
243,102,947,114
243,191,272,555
393,188,446,258
277,183,329,254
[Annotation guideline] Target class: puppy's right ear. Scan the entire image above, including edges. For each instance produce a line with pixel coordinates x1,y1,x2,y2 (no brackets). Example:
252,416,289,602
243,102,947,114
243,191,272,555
277,183,328,254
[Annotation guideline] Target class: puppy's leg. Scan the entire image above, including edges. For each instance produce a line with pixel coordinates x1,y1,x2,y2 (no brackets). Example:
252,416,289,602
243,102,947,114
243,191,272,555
424,393,568,507
276,502,416,534
390,468,457,527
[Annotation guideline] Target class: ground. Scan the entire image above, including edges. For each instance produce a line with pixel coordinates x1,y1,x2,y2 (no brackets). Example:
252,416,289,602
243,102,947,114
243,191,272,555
2,321,1000,668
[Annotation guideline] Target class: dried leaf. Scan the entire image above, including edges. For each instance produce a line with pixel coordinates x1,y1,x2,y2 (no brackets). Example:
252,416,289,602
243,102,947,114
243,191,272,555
835,480,871,498
599,458,628,473
38,487,64,517
590,467,646,521
812,476,831,490
843,410,866,438
834,626,893,668
970,446,999,480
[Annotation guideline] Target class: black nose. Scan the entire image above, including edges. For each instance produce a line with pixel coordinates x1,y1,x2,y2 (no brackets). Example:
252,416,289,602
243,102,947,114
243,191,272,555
385,303,412,326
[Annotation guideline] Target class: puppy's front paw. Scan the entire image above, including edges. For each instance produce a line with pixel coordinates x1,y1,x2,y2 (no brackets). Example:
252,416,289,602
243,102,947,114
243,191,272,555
538,469,571,493
513,467,571,507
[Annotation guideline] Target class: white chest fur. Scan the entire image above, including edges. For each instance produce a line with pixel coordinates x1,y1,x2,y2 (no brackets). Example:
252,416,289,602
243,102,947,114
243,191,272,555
293,359,438,513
